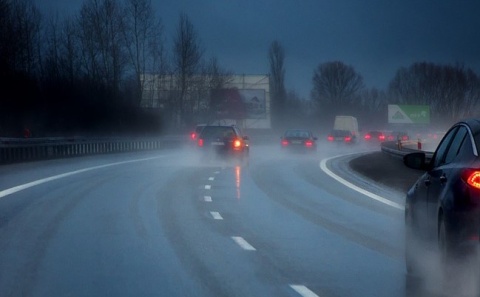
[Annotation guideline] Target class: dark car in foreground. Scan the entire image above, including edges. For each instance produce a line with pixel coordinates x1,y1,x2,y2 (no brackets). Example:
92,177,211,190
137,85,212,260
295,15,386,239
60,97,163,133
280,129,317,152
197,125,249,160
404,119,480,276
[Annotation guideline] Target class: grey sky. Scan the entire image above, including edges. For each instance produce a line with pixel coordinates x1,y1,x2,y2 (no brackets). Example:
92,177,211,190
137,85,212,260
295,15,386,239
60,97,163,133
36,0,480,98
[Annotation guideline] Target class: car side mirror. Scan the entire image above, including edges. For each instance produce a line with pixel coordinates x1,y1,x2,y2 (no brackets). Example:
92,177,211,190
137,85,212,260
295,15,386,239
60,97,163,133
403,152,427,170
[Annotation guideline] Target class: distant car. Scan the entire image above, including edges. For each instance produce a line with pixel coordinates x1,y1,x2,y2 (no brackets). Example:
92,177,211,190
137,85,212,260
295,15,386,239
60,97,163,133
190,124,206,141
387,131,409,141
363,130,386,142
280,129,317,152
196,125,249,160
327,129,356,144
404,119,480,275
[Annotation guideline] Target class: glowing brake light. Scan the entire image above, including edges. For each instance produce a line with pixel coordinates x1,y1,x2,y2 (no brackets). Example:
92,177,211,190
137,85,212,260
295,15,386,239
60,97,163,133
281,139,289,146
379,134,386,141
327,136,334,142
305,140,313,147
364,134,371,140
191,132,197,140
198,138,204,147
464,170,480,189
402,135,409,141
233,139,242,149
344,136,352,142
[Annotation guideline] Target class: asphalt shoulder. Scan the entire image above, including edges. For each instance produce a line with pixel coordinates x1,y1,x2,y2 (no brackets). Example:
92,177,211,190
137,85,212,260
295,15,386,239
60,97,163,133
349,151,424,193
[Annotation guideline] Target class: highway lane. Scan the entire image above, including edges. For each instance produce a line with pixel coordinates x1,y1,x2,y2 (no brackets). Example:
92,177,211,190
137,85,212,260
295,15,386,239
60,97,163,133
0,143,436,296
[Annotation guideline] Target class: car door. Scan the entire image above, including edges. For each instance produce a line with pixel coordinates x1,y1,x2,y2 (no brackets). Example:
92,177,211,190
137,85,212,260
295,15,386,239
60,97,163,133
426,126,466,237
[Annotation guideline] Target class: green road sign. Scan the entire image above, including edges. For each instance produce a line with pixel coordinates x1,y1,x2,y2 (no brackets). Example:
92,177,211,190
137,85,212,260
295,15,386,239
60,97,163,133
388,105,430,124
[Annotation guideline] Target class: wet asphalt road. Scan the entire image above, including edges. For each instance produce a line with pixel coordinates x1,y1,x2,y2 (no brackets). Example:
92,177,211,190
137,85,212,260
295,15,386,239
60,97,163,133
0,142,444,297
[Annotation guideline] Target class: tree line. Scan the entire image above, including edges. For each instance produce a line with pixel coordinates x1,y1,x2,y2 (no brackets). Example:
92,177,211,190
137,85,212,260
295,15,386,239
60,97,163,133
2,0,479,137
0,0,229,137
269,42,480,132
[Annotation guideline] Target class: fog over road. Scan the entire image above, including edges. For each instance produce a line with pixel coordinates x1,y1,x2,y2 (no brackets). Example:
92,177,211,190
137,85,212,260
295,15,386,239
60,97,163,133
0,143,439,297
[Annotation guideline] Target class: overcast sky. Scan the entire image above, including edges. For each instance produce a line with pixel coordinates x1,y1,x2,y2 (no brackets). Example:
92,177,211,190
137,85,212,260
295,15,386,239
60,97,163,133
36,0,480,99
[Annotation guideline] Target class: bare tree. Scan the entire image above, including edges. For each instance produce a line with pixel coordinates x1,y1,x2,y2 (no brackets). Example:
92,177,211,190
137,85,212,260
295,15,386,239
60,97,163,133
122,0,164,105
268,40,286,129
77,0,126,93
172,13,203,126
388,62,476,123
311,61,364,115
3,0,42,75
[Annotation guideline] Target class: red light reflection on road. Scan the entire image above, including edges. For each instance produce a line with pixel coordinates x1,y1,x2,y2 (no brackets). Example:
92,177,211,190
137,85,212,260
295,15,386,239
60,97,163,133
235,165,241,199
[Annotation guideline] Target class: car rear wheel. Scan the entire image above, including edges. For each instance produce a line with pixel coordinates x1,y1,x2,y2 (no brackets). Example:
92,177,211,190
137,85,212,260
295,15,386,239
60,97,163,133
405,206,420,275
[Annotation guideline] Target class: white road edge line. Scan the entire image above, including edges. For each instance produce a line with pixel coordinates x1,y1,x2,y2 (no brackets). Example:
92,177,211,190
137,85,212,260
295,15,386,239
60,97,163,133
0,156,166,199
204,185,211,190
290,285,319,297
210,211,223,220
319,155,404,210
208,177,215,181
231,236,256,251
204,196,212,202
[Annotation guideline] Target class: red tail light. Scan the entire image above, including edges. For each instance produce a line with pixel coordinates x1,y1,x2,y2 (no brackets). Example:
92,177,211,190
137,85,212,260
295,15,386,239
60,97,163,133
191,133,197,140
233,139,242,148
344,136,352,142
198,139,204,147
305,140,313,147
327,136,334,142
281,139,289,146
463,170,480,189
379,135,386,141
402,135,409,141
364,134,371,140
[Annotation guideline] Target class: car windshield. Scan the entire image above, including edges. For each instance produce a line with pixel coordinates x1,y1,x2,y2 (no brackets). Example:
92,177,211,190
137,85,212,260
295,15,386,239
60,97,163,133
2,1,478,296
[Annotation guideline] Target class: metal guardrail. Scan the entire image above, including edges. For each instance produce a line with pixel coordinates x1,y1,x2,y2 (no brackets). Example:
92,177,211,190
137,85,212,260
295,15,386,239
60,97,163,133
381,140,434,161
0,136,186,164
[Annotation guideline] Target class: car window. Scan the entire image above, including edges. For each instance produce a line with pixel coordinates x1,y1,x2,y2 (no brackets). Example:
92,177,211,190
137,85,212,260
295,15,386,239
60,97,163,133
444,126,467,164
455,128,474,161
432,126,459,168
200,126,236,139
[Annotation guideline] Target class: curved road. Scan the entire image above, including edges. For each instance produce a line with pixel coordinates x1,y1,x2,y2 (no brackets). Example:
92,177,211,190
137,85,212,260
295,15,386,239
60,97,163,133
0,143,435,297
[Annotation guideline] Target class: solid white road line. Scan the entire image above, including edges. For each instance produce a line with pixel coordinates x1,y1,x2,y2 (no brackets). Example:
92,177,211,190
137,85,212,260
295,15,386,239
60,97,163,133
290,285,320,297
208,177,215,181
319,155,404,210
204,196,212,202
0,156,166,199
210,211,223,220
204,185,211,190
231,236,256,251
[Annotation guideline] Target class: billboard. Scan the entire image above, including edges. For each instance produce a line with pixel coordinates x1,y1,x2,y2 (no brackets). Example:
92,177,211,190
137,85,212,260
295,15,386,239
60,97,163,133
211,88,266,119
388,105,430,124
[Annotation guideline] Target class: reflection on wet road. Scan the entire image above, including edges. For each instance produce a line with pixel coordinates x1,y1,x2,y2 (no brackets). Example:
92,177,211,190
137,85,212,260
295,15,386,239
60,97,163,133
0,143,450,296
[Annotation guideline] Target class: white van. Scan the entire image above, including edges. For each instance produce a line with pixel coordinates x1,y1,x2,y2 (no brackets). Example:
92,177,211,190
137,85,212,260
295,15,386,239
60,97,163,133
333,116,359,142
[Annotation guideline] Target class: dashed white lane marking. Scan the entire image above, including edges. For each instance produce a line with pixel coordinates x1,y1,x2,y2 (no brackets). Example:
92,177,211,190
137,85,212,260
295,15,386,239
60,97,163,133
0,156,166,199
204,196,212,202
208,177,215,181
205,185,211,190
290,285,319,297
319,156,404,210
214,171,220,174
231,236,256,251
210,211,223,220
